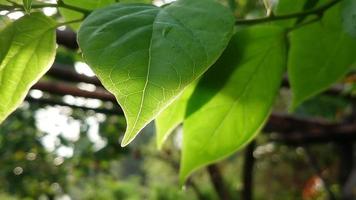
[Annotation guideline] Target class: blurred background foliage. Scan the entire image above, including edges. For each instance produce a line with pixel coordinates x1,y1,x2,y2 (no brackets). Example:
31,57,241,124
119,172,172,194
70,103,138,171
1,0,356,199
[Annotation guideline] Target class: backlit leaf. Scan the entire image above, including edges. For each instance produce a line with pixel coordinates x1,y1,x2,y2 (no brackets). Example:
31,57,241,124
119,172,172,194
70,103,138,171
180,26,286,183
0,16,11,31
78,0,234,146
155,83,195,150
0,13,56,123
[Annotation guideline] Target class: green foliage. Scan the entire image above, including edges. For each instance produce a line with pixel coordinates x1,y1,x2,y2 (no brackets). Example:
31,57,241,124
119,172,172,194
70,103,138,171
288,2,356,109
0,16,11,30
180,26,286,182
59,0,116,30
342,0,356,37
78,0,234,146
0,0,355,186
0,13,56,123
273,0,305,27
22,0,32,14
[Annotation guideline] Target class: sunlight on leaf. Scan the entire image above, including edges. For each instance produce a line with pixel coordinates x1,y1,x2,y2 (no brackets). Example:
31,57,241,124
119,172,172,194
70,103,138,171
78,0,234,146
0,13,56,123
180,25,287,183
155,83,195,150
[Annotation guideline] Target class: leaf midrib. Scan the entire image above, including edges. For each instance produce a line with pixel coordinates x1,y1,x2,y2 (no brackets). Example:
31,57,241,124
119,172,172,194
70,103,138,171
126,11,160,142
197,42,279,155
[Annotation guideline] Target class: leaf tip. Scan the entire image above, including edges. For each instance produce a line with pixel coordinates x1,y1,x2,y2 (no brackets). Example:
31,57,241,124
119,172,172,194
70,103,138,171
120,137,132,147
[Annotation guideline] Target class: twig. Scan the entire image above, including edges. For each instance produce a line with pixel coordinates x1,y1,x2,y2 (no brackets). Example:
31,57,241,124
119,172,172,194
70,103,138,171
25,96,122,115
31,81,116,103
207,164,231,200
0,1,90,14
235,0,341,25
57,18,84,27
242,141,256,200
47,63,102,87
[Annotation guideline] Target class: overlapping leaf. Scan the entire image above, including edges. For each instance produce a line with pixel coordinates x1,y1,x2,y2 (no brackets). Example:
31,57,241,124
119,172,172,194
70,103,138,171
155,83,195,149
0,13,56,123
288,2,356,109
180,26,286,183
78,0,234,146
342,0,356,37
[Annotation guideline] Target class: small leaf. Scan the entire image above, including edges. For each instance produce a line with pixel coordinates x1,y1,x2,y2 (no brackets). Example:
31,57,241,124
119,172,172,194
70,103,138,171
23,0,32,14
180,26,286,183
288,2,356,109
342,0,356,37
155,83,195,150
78,0,234,146
0,13,56,123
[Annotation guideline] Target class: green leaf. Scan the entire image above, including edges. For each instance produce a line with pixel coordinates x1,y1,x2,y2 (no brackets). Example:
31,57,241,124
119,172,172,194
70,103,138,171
180,25,286,183
78,0,234,146
23,0,32,14
155,83,195,150
273,0,305,27
342,0,356,37
0,13,56,124
0,16,11,31
288,3,356,109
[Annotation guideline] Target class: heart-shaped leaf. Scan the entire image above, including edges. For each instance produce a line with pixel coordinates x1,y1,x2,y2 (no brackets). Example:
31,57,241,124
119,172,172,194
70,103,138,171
180,26,287,183
78,0,234,146
0,13,56,123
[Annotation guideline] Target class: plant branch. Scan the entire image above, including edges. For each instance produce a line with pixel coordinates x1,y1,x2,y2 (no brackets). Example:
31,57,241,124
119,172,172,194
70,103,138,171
0,1,90,14
207,164,231,200
235,0,341,25
25,96,121,115
47,63,103,87
57,18,85,27
242,141,256,200
31,81,117,103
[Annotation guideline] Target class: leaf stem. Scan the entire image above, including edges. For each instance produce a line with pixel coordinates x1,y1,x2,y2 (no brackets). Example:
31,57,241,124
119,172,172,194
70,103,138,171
0,0,90,15
56,18,84,27
235,0,341,25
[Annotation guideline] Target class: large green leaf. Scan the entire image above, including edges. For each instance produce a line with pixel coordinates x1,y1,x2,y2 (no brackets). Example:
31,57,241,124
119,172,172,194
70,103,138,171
78,0,234,146
0,13,56,123
180,26,286,183
155,83,195,150
288,2,356,109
